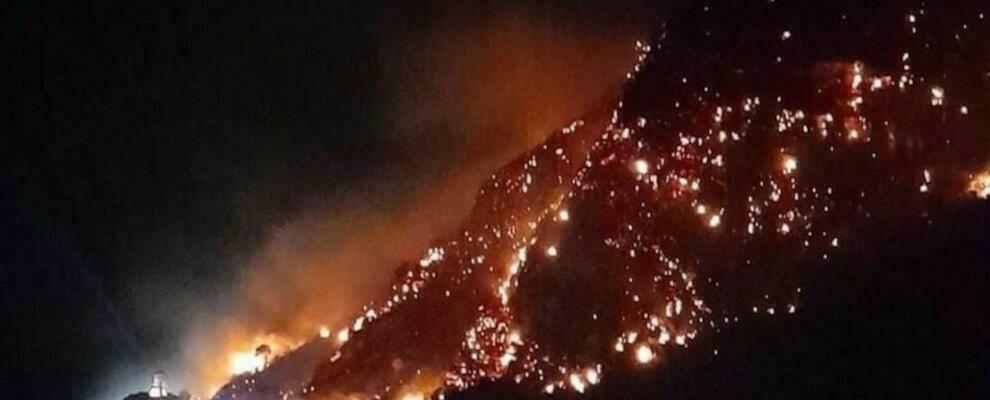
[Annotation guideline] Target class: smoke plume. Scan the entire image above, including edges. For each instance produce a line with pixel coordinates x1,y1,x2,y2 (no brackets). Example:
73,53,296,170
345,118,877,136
177,1,660,395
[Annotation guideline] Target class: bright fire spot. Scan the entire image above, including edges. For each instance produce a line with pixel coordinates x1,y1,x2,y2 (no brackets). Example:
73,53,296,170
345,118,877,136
931,86,945,106
634,344,655,364
546,246,559,257
337,328,350,344
558,209,570,221
971,172,990,198
508,330,522,344
633,159,650,175
569,373,586,393
230,351,265,375
401,392,425,400
708,214,721,228
585,368,600,385
782,156,798,174
499,352,515,367
319,326,331,339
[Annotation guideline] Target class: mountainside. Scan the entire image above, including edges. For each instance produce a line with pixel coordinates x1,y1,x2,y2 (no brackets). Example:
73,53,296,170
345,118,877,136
210,1,990,399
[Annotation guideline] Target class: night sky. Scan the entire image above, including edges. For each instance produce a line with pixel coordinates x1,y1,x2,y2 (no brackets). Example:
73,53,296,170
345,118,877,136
3,1,989,400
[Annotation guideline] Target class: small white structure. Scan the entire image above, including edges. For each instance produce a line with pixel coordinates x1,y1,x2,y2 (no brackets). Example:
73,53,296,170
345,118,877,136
149,370,168,398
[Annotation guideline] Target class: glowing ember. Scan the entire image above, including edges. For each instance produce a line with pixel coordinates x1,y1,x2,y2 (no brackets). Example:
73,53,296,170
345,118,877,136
568,373,586,393
971,173,990,199
585,368,600,385
931,86,945,106
782,156,798,174
336,328,350,344
633,159,650,175
635,345,655,364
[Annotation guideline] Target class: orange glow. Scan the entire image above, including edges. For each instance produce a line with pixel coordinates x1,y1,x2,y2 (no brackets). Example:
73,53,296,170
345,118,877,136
971,172,990,198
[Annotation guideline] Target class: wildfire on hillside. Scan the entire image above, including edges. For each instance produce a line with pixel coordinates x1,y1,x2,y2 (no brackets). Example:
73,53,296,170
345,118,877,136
205,1,990,399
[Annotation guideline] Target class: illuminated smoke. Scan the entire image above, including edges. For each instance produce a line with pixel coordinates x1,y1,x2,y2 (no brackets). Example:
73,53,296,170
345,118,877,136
177,2,655,396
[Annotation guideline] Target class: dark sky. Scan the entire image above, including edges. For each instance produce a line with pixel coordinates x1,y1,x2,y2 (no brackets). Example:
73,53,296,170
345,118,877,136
3,1,666,398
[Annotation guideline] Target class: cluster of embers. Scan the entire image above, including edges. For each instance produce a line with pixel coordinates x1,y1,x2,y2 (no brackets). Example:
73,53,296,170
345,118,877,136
214,1,990,399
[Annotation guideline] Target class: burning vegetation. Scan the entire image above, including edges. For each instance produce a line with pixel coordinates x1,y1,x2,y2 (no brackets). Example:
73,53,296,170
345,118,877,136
202,1,990,399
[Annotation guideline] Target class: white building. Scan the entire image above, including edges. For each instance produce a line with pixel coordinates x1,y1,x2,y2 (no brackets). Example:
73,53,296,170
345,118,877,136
148,371,168,398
